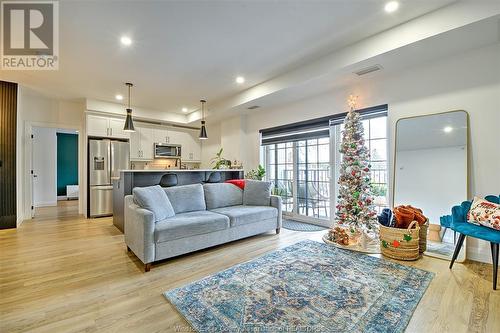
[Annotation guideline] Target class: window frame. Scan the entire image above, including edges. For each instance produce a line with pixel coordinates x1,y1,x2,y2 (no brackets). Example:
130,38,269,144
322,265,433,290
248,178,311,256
260,108,388,225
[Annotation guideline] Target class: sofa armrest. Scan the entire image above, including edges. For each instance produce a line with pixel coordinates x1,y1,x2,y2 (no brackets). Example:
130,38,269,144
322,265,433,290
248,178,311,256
124,195,155,264
270,195,283,228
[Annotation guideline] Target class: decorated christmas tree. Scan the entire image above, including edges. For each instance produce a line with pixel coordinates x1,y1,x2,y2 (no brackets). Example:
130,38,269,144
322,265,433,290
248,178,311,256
333,96,378,246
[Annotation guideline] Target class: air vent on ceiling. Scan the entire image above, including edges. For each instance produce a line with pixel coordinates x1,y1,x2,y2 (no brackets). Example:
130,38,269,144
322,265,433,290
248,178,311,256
354,64,383,76
247,105,260,110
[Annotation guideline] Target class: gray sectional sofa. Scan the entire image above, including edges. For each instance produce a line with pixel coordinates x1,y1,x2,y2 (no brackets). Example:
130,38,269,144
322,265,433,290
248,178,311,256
124,181,282,271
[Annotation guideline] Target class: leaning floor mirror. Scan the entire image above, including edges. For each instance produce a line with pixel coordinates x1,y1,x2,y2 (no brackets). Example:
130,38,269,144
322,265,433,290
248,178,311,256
393,110,468,261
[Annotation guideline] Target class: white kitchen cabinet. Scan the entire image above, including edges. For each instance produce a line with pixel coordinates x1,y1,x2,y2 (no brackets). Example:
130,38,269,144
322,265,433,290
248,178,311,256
129,130,141,160
86,115,109,137
130,124,201,162
108,118,129,139
130,125,154,160
153,127,183,144
167,129,182,145
140,127,154,160
180,130,201,162
153,128,168,144
87,115,129,139
190,132,202,161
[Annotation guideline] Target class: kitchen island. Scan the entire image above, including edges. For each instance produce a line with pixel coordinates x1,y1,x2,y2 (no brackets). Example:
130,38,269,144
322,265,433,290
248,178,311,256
113,169,244,232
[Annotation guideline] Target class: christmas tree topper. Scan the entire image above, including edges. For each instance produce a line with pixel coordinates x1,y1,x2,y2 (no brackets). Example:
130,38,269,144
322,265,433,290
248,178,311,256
347,94,358,111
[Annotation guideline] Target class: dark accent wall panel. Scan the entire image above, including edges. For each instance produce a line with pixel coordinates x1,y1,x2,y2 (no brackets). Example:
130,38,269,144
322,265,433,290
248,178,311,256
0,81,18,229
57,133,78,196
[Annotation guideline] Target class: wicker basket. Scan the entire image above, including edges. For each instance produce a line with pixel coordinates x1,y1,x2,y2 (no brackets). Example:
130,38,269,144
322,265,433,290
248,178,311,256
380,221,420,261
418,220,429,253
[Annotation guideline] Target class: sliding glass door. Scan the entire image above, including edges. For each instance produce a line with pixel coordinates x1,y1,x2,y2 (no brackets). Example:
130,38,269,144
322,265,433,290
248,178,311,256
296,138,330,219
264,137,332,224
262,110,388,225
266,143,294,213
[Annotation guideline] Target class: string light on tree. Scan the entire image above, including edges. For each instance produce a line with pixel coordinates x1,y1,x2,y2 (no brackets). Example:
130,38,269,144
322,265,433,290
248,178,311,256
328,94,379,251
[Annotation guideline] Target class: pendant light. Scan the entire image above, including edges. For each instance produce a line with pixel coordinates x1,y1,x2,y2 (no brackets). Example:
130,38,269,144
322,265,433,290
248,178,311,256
123,82,135,132
199,99,208,140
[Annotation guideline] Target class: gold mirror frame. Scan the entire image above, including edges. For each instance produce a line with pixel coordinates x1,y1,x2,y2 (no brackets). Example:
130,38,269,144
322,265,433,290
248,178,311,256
392,110,470,262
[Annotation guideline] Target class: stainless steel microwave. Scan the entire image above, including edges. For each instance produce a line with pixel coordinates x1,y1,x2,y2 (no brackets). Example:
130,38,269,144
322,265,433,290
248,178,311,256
154,143,181,159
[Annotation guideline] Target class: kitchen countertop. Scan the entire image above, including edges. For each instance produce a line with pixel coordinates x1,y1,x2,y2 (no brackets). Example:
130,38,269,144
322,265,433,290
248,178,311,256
120,169,243,173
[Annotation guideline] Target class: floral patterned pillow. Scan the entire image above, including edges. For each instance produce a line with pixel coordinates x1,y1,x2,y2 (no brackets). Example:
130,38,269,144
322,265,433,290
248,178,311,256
467,197,500,230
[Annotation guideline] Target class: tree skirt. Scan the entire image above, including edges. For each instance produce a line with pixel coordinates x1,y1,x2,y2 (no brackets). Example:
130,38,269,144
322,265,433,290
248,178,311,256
323,233,381,254
164,240,433,333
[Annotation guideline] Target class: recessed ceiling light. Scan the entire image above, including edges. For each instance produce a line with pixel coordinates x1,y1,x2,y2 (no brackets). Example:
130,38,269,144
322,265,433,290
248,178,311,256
443,126,453,133
120,36,132,46
115,94,123,101
235,76,245,84
384,1,399,13
182,107,188,113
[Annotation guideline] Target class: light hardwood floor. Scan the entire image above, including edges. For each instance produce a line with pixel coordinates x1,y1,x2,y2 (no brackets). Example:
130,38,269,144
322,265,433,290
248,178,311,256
0,212,498,333
33,200,80,221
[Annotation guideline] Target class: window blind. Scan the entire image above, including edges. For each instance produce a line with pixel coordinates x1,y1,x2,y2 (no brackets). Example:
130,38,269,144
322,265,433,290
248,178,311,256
260,104,387,146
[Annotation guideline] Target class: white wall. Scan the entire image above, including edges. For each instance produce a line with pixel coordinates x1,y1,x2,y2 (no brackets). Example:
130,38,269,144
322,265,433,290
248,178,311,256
200,120,222,168
17,87,85,224
220,115,248,167
394,146,467,225
200,115,249,169
228,43,500,262
32,127,58,207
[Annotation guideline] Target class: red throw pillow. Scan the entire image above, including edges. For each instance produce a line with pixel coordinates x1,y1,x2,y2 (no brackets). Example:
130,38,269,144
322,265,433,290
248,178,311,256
225,179,245,190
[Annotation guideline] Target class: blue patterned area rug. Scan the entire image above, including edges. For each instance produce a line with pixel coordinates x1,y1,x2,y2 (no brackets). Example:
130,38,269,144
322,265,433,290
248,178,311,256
164,240,434,333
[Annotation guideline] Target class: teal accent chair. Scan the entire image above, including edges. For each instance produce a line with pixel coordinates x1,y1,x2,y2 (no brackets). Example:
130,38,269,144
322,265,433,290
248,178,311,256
439,214,456,243
449,194,500,290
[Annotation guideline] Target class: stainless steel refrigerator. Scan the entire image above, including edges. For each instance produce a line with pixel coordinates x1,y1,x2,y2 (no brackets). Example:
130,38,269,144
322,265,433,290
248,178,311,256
89,139,129,217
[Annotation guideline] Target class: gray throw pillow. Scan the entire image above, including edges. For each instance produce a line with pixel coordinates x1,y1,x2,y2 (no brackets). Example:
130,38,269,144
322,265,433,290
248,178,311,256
243,180,271,206
133,185,175,222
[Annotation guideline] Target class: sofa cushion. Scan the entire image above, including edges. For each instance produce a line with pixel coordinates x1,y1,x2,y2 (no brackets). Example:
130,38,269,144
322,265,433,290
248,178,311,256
164,184,206,214
203,183,243,210
154,211,229,243
211,205,277,227
243,180,272,206
133,185,175,222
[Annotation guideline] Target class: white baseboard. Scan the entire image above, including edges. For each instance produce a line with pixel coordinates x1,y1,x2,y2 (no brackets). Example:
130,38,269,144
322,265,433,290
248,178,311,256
59,195,79,200
16,215,24,227
35,202,57,207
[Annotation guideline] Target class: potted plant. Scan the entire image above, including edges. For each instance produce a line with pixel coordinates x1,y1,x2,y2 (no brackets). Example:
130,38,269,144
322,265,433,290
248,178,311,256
245,165,266,180
211,148,232,169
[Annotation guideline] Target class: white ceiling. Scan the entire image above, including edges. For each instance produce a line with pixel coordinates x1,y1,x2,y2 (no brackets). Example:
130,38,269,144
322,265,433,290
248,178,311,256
228,15,500,119
0,0,457,115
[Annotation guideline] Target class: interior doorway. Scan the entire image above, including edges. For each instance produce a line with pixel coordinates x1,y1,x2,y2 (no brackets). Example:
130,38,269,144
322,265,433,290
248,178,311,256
31,127,80,220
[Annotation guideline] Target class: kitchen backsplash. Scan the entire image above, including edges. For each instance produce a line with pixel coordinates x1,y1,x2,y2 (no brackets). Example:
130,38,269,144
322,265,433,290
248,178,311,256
131,159,201,170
